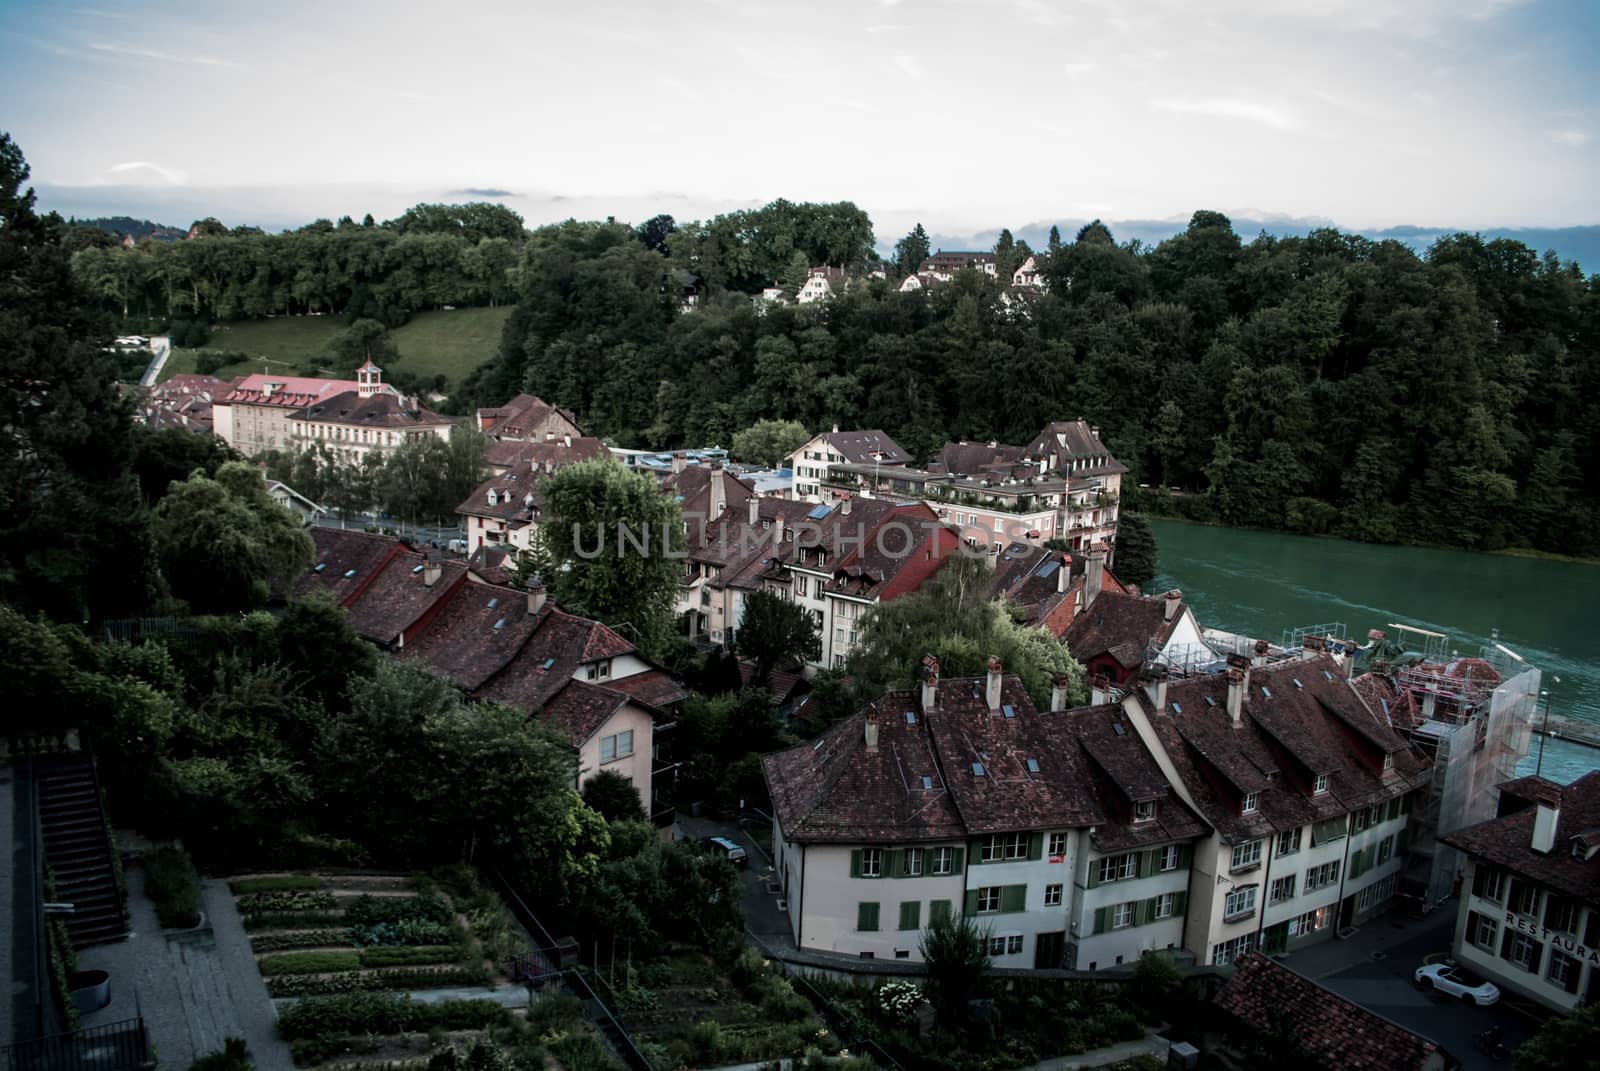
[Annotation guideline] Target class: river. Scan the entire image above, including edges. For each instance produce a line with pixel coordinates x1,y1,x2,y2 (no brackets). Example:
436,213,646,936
1147,519,1600,785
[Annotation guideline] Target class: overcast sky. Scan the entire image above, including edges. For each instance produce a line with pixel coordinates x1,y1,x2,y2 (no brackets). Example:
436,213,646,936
3,0,1595,236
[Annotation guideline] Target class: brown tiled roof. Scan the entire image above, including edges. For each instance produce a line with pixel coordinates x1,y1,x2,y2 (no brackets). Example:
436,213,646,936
1062,589,1180,668
737,659,807,701
467,545,515,585
1135,657,1432,842
823,503,959,603
291,390,455,430
820,430,911,466
661,465,757,544
929,441,1027,477
471,608,635,712
458,464,544,525
342,549,468,645
399,583,547,691
1215,954,1443,1071
485,436,608,473
1022,420,1126,476
1061,706,1211,852
477,393,581,441
297,529,407,602
539,678,632,744
920,251,997,273
604,668,688,708
1441,771,1600,903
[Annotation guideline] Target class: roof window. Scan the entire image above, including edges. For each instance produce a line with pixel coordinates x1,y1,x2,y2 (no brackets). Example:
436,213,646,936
493,618,505,630
904,711,917,724
487,597,499,609
921,776,934,790
972,763,986,776
1260,686,1273,699
314,563,327,572
343,569,357,579
1026,758,1040,773
1171,703,1182,715
1002,704,1016,719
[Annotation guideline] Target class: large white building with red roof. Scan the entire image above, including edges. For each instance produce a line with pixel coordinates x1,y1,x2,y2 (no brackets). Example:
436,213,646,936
212,372,362,455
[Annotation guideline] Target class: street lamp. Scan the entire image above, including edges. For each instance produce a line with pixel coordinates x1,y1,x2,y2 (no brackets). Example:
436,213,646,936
1535,675,1561,779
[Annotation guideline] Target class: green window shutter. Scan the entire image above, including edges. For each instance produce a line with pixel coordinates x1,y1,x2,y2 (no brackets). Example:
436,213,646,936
899,901,920,931
885,849,903,878
1499,926,1515,959
857,902,879,932
1133,900,1147,927
965,890,979,915
931,900,952,924
1526,943,1543,976
1087,860,1101,889
1093,907,1107,934
1177,843,1192,869
1027,833,1044,861
952,848,965,874
1001,885,1027,913
850,850,862,878
1395,829,1408,855
1350,853,1363,880
1173,891,1187,917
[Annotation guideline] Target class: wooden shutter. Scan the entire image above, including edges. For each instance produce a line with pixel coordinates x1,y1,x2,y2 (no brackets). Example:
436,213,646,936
1395,829,1408,855
850,850,862,878
952,847,965,874
1500,926,1515,960
930,900,951,924
1133,899,1147,926
858,902,879,931
970,837,985,865
899,901,920,931
1093,907,1107,934
1001,885,1027,913
1176,843,1193,869
885,849,903,878
1173,891,1187,917
1526,943,1543,976
1087,859,1101,888
1134,851,1149,879
1028,833,1044,861
1472,866,1487,898
964,890,979,915
1466,911,1481,946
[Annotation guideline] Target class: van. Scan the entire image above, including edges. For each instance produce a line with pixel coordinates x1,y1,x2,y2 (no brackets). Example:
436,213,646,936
701,835,748,869
447,539,468,555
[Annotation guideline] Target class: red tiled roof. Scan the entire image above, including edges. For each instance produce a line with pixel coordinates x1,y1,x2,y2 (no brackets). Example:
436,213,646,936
660,465,757,543
399,583,547,691
1441,771,1600,903
476,394,582,440
472,608,635,712
1062,589,1181,667
1060,706,1210,852
219,374,360,410
539,678,632,744
458,464,544,524
604,668,688,708
737,659,807,701
819,430,911,466
291,390,455,430
485,436,608,473
1215,954,1443,1071
342,550,468,644
297,529,407,602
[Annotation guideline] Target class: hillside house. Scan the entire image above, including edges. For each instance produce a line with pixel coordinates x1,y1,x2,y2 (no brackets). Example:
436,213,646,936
788,427,911,502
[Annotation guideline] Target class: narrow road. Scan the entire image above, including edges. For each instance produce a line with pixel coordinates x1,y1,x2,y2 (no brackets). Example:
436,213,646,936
138,336,171,387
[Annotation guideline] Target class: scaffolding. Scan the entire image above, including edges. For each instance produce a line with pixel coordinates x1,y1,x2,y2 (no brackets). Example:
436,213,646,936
1279,621,1350,653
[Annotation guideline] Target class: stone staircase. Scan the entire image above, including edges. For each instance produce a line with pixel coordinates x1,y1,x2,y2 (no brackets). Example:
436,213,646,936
37,754,129,948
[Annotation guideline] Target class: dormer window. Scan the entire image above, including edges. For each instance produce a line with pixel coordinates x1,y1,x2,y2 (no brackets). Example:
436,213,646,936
1313,773,1329,795
1382,753,1395,772
1134,801,1156,823
584,659,612,681
1242,791,1260,815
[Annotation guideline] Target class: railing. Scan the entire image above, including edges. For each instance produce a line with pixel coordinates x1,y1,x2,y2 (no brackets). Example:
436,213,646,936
1,1018,153,1071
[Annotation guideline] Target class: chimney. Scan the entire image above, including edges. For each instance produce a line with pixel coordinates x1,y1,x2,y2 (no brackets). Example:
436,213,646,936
1142,664,1169,712
920,655,940,711
1532,789,1562,854
1225,653,1250,725
672,454,687,474
864,717,879,752
422,561,442,587
1057,553,1072,594
985,656,1004,711
1164,589,1182,623
1302,635,1326,656
1050,671,1072,712
841,496,852,515
1085,544,1106,607
773,513,785,549
832,423,840,434
1090,672,1111,706
527,587,547,616
1253,638,1270,667
563,433,572,448
524,492,535,509
748,495,760,525
710,466,728,519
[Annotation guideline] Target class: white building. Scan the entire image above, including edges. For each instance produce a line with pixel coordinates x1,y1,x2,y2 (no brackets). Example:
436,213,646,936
287,361,455,463
797,267,848,304
787,427,911,502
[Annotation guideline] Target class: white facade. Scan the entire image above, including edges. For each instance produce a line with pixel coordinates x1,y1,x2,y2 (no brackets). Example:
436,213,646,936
789,434,846,501
1012,255,1047,289
1074,842,1191,969
574,701,655,807
1450,857,1599,1012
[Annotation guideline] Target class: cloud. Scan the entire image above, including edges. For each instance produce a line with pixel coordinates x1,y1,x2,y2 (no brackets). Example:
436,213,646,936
893,54,922,80
865,24,905,33
1551,130,1591,147
1062,62,1097,77
89,41,242,68
107,161,189,185
450,188,518,198
827,97,876,113
1152,97,1298,131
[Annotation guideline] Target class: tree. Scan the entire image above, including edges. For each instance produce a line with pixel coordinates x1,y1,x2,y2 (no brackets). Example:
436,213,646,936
635,214,676,255
582,768,645,822
151,461,314,612
1112,514,1158,589
0,131,155,620
918,911,991,1033
731,419,810,467
131,425,240,504
1047,225,1062,254
1514,1001,1600,1071
735,590,821,686
895,223,931,278
530,458,684,648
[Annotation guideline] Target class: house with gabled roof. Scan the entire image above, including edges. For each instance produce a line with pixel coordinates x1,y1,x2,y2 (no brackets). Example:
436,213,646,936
762,656,1209,968
288,362,456,463
918,250,998,280
485,435,608,476
1063,585,1209,687
213,372,361,456
787,427,911,502
475,393,583,444
1119,651,1433,965
987,541,1127,638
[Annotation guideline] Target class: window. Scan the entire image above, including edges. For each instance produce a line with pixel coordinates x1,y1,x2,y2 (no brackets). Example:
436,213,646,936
1473,866,1506,903
796,575,807,597
1357,875,1398,913
1044,883,1063,907
1507,932,1539,972
1545,896,1579,935
929,900,952,925
1352,808,1371,833
1224,886,1258,921
1305,861,1341,891
931,847,956,875
1376,835,1394,866
1311,817,1347,846
988,934,1024,956
1387,796,1403,821
1548,950,1582,993
1289,907,1329,936
1277,828,1303,856
857,902,880,932
1047,832,1068,860
1313,773,1329,795
1269,875,1297,904
976,887,1002,913
905,848,924,877
1231,840,1263,871
585,659,612,681
1097,853,1137,884
1509,880,1540,918
1134,801,1155,822
982,833,1028,862
1242,792,1260,814
1469,912,1499,953
1157,845,1179,872
1212,934,1258,966
898,901,920,931
599,730,634,763
1007,934,1023,954
1154,892,1177,919
861,848,883,878
1112,902,1135,929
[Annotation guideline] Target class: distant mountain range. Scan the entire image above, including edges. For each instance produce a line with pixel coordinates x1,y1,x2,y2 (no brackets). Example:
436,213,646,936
917,220,1600,274
72,216,188,242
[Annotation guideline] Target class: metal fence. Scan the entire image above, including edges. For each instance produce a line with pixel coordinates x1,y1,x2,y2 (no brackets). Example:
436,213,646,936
0,1018,153,1071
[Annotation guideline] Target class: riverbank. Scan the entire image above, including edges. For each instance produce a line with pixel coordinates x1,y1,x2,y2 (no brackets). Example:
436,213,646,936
1541,713,1600,751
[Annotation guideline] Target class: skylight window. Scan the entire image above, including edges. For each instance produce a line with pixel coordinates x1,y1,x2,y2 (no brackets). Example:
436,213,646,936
1292,678,1303,689
1002,704,1016,719
343,569,357,578
493,618,505,630
1112,722,1127,736
1322,670,1334,681
1026,758,1040,773
1171,703,1183,715
921,776,934,790
314,563,327,572
1203,696,1216,707
813,739,825,751
972,763,986,776
1260,686,1273,699
541,658,556,670
412,564,425,574
487,597,499,609
905,711,917,725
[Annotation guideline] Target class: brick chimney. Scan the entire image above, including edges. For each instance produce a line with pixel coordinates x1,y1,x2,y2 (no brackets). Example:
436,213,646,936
527,587,547,616
1164,589,1182,623
1532,786,1562,854
841,495,852,515
1050,671,1072,712
1253,638,1270,668
1090,672,1111,706
748,495,760,525
1143,663,1169,712
1057,553,1072,595
985,656,1004,711
710,465,727,519
422,561,442,587
1225,653,1251,725
920,655,940,711
864,716,879,752
1085,543,1106,607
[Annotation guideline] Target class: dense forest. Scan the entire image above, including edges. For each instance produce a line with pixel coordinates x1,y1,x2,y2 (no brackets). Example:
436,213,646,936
457,212,1600,557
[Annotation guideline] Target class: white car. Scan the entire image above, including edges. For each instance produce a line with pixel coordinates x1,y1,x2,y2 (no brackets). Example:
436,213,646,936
1415,962,1500,1006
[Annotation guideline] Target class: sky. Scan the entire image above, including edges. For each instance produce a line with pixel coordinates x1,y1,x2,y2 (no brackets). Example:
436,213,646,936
3,0,1597,239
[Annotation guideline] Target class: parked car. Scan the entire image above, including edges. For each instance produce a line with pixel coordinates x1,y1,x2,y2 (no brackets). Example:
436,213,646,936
701,835,748,869
1415,962,1500,1005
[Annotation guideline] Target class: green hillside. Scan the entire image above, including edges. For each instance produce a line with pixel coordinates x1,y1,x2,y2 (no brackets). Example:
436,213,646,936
161,307,513,391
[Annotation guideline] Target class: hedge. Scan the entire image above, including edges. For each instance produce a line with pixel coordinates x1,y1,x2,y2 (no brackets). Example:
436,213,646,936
359,945,460,967
250,930,355,953
258,951,362,976
276,993,507,1039
265,964,489,998
145,847,202,928
242,910,347,931
231,876,324,894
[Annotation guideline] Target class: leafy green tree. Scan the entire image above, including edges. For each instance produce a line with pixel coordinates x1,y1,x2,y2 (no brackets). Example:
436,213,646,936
529,458,684,648
1112,514,1158,589
779,250,810,298
151,461,314,612
1514,1001,1600,1071
635,214,676,255
895,222,931,278
731,419,810,467
1046,225,1062,254
581,768,645,822
735,590,821,686
919,911,991,1034
384,202,525,243
131,425,241,503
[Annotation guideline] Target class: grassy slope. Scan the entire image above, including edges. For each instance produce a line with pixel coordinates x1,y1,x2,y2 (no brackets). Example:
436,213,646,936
161,307,513,389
